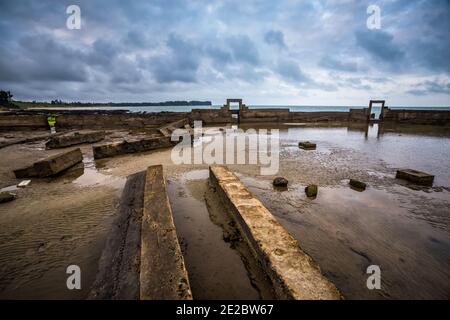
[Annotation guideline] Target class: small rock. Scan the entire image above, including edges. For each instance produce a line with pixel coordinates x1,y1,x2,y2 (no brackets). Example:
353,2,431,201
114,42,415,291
305,184,318,197
349,179,366,191
0,192,16,203
273,177,288,187
299,141,316,150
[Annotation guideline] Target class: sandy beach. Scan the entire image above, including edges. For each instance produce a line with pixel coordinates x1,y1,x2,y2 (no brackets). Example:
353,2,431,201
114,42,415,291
0,123,449,299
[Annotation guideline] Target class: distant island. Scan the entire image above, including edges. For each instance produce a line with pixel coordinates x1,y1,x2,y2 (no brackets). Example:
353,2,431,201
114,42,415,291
1,93,212,109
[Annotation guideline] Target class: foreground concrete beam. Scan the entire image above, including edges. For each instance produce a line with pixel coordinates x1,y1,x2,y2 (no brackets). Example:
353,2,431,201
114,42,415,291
396,169,434,186
140,165,192,299
93,136,173,159
210,165,341,300
13,148,83,178
89,171,146,299
46,131,105,149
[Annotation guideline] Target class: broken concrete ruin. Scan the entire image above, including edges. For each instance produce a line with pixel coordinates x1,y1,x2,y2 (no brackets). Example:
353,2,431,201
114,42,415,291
45,131,105,149
209,165,341,300
1,100,449,131
13,148,83,178
89,166,192,300
158,118,190,137
93,136,173,159
396,169,435,186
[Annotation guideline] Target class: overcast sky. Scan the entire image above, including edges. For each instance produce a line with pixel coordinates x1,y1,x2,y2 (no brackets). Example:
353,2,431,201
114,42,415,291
0,0,449,106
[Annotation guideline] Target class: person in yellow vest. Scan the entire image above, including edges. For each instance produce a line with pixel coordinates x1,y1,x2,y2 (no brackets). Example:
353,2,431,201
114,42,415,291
47,114,57,134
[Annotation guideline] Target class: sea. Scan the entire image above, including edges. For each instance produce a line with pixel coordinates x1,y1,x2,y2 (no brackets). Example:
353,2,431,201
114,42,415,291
36,105,450,118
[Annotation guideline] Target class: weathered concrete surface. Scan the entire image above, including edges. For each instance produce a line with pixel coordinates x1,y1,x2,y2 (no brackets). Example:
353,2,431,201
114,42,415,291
89,171,145,300
93,136,173,159
382,108,450,125
140,165,192,300
13,148,83,178
158,118,189,137
396,169,435,186
209,165,341,300
0,110,189,130
45,131,105,149
0,131,71,149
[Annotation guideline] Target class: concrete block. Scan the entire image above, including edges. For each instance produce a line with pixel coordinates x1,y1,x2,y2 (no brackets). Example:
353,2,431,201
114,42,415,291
209,165,341,300
140,165,192,300
14,148,83,178
396,169,434,186
93,136,173,159
46,131,105,149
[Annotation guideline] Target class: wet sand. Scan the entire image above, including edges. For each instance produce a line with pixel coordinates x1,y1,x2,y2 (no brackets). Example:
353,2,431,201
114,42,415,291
0,124,449,299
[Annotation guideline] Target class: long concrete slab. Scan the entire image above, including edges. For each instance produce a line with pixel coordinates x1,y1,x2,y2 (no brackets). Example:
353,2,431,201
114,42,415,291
140,165,192,299
14,148,83,178
93,136,173,159
46,131,105,149
90,166,192,300
209,165,341,300
89,171,146,299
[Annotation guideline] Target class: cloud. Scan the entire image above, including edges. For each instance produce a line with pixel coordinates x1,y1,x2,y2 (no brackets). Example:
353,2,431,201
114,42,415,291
275,59,310,84
319,55,358,72
355,30,405,64
149,33,201,83
407,80,450,96
227,35,260,66
0,0,449,105
264,30,286,49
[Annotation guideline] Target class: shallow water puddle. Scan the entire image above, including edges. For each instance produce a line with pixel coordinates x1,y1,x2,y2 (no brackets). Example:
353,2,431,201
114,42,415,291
167,170,260,299
239,174,450,299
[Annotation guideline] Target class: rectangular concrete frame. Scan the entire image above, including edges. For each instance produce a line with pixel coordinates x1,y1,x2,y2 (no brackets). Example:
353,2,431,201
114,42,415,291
140,165,192,300
396,169,434,186
14,148,83,178
209,165,341,300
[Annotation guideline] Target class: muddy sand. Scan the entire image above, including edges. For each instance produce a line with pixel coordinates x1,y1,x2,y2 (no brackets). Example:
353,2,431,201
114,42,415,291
0,124,449,299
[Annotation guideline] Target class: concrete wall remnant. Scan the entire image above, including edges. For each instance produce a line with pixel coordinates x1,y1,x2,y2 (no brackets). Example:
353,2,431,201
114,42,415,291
209,165,341,300
13,148,83,178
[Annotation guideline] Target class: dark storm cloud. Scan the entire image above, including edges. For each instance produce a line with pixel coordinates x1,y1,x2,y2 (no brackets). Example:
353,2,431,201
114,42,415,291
227,35,260,66
355,30,405,63
0,0,449,103
149,33,201,83
275,59,310,84
407,81,450,96
264,30,287,49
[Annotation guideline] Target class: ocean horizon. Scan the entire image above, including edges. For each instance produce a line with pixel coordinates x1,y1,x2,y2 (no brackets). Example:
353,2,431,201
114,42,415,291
30,104,450,117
